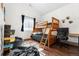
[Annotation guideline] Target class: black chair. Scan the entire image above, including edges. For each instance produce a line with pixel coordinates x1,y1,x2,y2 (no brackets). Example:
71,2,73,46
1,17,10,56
56,28,69,48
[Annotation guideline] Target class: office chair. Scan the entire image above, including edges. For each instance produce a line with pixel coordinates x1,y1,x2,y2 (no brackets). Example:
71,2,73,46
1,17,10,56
56,28,69,48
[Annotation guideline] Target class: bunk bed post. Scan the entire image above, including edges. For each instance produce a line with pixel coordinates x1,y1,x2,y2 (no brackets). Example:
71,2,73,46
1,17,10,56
48,17,59,47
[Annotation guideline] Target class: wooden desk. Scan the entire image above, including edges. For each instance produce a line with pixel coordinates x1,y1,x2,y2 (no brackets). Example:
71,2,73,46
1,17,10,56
69,33,79,46
69,33,79,36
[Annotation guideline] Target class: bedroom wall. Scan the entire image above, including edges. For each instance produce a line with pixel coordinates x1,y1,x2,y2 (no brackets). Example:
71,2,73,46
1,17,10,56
5,3,41,40
41,3,79,43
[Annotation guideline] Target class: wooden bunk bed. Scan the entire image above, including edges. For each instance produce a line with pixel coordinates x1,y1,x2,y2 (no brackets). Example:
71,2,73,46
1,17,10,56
32,17,59,48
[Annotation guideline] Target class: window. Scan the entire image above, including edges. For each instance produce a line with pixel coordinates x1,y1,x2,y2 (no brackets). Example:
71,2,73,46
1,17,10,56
24,16,34,31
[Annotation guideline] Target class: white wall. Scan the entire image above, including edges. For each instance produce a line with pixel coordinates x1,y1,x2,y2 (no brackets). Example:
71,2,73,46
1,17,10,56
5,3,41,39
41,4,79,43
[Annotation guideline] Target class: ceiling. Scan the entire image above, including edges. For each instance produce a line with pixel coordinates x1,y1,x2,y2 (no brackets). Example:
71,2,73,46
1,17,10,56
5,3,69,16
28,3,69,15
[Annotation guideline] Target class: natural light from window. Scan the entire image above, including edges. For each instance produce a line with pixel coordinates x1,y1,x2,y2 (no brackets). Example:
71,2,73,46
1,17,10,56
24,16,34,31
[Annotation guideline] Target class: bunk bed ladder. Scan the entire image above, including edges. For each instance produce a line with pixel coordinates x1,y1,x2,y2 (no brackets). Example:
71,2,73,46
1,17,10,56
40,27,48,49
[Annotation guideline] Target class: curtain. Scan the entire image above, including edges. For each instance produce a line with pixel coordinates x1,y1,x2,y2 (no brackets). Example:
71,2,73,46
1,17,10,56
21,15,24,31
33,18,36,29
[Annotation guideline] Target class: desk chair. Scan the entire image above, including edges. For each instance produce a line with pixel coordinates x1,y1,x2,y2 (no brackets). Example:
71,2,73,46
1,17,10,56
56,28,69,48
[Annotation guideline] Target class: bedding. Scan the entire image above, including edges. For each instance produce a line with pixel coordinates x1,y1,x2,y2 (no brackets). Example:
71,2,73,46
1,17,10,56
31,32,43,42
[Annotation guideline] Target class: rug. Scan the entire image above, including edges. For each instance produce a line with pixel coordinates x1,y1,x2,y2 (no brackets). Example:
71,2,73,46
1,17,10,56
21,40,46,56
